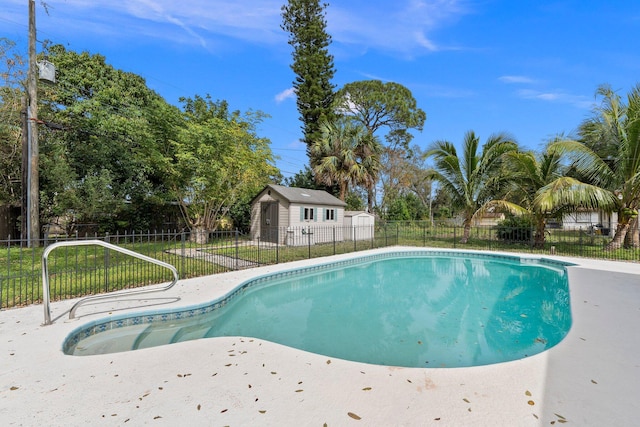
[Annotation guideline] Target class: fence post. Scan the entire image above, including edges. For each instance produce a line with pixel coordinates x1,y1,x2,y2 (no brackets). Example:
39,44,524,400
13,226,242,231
235,228,239,270
333,227,336,255
453,226,457,248
488,227,492,250
104,232,110,292
307,227,311,259
384,223,388,246
370,225,374,249
257,235,260,265
181,231,186,277
579,228,583,257
396,223,399,245
276,233,279,264
1,237,8,309
530,226,534,252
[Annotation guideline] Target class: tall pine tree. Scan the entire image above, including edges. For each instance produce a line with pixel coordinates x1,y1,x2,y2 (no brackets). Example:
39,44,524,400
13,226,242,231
281,0,336,165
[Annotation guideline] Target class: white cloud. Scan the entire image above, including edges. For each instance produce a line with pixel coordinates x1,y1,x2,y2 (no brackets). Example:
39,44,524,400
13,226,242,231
499,75,537,84
134,0,207,48
499,76,592,108
414,32,439,52
7,0,471,56
275,88,296,103
536,93,560,101
11,0,284,49
329,0,471,55
516,89,592,108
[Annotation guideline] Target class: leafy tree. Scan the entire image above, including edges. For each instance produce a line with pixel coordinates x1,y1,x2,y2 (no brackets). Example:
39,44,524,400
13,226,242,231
63,169,124,233
283,165,320,189
431,186,453,221
424,130,519,243
405,192,430,220
170,95,277,243
333,80,426,211
281,0,336,159
379,145,432,220
345,189,365,211
334,80,426,148
311,118,381,201
38,44,177,231
386,197,411,220
0,38,25,206
1,42,282,236
227,193,254,233
385,192,427,221
549,84,640,250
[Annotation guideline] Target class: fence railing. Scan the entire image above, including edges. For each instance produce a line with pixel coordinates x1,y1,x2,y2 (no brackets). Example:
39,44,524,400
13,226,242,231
0,222,635,310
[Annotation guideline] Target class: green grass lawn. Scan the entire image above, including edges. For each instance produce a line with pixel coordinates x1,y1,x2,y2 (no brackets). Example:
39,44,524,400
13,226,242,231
2,225,640,309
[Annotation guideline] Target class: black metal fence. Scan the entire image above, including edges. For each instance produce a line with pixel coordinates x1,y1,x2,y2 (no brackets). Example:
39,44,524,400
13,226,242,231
0,222,635,310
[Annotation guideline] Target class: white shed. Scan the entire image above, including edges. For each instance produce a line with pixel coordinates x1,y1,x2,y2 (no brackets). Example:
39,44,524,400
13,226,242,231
343,211,375,241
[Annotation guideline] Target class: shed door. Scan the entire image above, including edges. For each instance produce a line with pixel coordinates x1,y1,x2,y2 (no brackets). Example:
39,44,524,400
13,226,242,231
356,216,371,240
260,202,279,243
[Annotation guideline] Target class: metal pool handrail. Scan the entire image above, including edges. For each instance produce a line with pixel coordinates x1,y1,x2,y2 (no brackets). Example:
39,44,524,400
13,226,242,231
42,240,179,325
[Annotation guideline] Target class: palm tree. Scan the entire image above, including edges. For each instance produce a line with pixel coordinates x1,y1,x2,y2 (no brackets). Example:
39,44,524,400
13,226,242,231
505,144,617,248
552,84,640,250
311,119,382,201
424,130,519,243
356,130,382,210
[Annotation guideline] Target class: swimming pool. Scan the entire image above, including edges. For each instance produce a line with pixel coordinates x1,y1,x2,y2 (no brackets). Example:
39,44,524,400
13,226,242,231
63,250,572,368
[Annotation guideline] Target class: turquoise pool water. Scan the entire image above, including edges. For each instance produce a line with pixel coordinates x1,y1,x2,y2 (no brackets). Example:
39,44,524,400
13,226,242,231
64,251,572,368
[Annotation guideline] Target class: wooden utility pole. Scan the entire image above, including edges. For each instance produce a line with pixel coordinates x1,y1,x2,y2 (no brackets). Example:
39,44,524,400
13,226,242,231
27,0,40,247
21,96,28,241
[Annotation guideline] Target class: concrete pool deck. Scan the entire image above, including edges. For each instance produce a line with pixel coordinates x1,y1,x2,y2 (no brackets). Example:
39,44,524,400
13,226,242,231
1,247,639,426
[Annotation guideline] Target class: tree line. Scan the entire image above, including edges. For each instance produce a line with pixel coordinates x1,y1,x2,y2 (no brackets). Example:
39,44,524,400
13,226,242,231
0,39,277,241
2,0,640,254
280,0,640,252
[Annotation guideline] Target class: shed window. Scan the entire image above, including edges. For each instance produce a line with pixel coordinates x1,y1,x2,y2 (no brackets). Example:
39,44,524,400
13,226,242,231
325,208,335,221
304,207,314,221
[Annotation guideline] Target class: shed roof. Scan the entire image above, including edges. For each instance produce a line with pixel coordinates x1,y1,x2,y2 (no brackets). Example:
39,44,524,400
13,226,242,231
256,184,347,207
344,211,374,217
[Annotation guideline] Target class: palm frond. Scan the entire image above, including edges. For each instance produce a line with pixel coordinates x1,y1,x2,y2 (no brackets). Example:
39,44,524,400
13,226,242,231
534,177,618,213
472,199,528,222
549,139,615,186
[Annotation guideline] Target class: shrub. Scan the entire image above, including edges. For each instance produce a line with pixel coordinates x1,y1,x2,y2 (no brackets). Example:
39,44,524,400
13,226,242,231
496,215,534,243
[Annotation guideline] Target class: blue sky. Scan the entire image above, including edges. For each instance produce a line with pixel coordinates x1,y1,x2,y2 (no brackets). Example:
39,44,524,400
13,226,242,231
3,0,640,178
